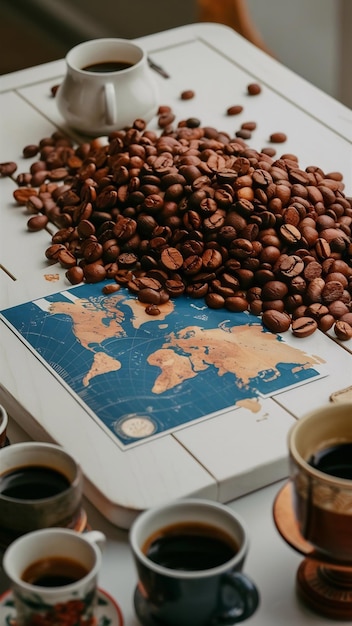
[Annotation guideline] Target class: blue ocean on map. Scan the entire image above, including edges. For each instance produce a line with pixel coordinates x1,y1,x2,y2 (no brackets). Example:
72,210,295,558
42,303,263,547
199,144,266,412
1,283,322,447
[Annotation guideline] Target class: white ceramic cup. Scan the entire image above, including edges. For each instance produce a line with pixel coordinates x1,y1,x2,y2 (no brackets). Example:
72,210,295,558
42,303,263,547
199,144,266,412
3,528,105,626
56,38,159,136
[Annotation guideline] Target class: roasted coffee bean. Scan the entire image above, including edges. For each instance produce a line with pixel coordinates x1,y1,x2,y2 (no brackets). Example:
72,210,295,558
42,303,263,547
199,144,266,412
102,283,120,294
291,317,318,338
247,83,261,95
83,262,107,283
262,310,291,333
278,255,305,278
27,214,48,231
13,187,38,205
0,161,17,176
227,105,243,115
23,144,39,158
262,280,288,301
270,133,287,144
66,266,84,284
334,320,352,341
180,90,195,100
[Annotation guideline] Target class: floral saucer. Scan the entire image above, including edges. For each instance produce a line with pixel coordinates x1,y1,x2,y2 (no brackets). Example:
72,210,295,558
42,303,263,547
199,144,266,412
0,587,124,626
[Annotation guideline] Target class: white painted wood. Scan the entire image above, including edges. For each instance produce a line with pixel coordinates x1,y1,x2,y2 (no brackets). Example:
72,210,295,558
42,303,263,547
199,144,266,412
0,23,351,530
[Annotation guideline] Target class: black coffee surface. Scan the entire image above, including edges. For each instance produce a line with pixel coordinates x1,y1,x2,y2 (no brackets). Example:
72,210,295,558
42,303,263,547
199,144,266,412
308,442,352,479
0,466,70,499
143,522,238,571
22,556,88,587
82,60,133,72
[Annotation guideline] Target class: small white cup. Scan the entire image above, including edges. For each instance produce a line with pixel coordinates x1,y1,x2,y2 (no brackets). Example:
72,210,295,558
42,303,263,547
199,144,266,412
3,528,105,626
56,38,159,136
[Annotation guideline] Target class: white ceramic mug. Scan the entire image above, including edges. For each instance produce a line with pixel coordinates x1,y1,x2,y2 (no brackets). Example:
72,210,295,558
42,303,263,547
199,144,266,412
56,38,159,136
3,528,105,626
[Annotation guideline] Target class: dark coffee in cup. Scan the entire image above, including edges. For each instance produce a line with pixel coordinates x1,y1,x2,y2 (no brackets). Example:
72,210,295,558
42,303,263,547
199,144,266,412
142,521,239,571
82,60,133,72
22,556,89,587
0,466,70,500
308,442,352,479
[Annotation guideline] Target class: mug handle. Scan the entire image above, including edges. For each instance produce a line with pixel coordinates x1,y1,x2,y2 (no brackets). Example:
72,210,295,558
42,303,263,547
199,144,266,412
84,530,106,551
214,571,259,624
104,83,117,126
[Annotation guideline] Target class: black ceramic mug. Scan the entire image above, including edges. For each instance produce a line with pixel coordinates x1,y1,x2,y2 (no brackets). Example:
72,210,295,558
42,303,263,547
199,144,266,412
130,498,259,626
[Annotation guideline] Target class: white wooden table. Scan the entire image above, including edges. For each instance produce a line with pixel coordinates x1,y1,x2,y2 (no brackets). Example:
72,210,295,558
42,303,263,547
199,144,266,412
1,22,352,622
1,20,352,519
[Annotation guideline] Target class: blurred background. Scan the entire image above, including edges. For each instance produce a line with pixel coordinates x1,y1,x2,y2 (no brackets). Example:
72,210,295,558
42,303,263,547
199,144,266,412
0,0,351,108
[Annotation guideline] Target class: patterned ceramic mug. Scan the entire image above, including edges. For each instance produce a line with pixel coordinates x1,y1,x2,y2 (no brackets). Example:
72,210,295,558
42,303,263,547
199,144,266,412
3,528,105,626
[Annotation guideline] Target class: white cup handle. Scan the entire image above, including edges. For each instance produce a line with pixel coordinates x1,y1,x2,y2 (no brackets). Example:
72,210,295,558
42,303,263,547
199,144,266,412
84,530,106,551
104,83,117,126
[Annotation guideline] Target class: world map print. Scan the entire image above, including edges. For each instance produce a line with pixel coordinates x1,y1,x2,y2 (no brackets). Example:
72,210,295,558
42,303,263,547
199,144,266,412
1,283,325,448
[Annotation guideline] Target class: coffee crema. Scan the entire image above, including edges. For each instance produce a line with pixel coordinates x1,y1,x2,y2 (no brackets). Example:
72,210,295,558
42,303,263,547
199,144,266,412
22,556,89,587
308,442,352,479
82,60,133,73
0,465,70,500
142,521,239,571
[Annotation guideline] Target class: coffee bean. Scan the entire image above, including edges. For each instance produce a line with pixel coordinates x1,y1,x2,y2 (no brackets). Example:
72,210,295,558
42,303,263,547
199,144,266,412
102,283,120,294
262,310,291,333
23,144,39,158
66,266,84,284
27,214,48,231
0,161,17,176
291,316,318,337
227,105,243,115
334,320,352,341
247,83,261,95
180,90,195,100
270,133,287,143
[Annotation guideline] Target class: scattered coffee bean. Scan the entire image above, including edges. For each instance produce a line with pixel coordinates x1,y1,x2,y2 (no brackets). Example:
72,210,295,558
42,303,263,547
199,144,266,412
269,132,287,143
22,144,40,158
227,105,243,116
291,317,318,338
262,310,291,333
180,90,195,100
334,320,352,341
0,161,17,176
27,214,48,231
247,83,261,95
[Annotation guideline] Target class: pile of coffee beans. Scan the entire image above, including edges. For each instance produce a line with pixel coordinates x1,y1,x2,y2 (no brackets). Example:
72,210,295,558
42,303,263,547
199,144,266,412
3,110,352,340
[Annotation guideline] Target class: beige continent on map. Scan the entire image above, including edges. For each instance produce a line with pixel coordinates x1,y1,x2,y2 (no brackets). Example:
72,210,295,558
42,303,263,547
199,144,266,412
147,323,323,394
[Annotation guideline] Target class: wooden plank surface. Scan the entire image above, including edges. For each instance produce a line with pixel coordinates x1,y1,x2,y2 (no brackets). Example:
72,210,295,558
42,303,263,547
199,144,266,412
0,23,351,528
